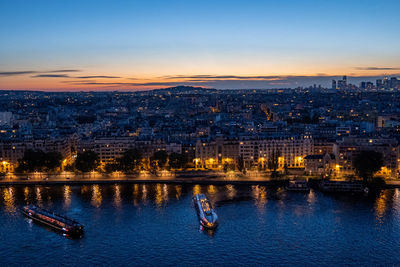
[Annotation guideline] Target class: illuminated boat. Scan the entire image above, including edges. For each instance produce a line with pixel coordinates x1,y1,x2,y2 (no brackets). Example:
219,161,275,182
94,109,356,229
193,194,218,229
22,205,84,236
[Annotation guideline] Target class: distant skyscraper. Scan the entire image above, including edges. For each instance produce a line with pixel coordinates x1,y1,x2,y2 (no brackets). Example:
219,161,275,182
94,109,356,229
383,77,389,89
332,80,336,90
337,80,343,90
390,77,398,88
376,79,382,88
336,76,347,90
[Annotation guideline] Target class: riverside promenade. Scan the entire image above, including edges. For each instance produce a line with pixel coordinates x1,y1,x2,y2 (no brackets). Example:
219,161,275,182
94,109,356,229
0,171,399,188
0,171,284,186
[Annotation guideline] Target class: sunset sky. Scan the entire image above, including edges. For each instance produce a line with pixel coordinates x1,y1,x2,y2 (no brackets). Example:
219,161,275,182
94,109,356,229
1,0,400,91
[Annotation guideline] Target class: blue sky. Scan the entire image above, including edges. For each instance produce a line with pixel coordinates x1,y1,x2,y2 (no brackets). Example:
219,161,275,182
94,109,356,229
0,0,399,90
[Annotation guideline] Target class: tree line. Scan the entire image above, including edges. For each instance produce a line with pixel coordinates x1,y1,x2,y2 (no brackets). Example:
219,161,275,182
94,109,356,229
16,150,63,172
13,148,385,182
16,148,188,174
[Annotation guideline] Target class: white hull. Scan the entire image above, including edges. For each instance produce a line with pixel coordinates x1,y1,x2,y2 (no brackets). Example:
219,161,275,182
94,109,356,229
193,194,218,229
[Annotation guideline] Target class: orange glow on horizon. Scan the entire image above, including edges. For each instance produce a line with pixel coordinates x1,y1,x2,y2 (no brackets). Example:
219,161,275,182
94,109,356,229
1,67,399,91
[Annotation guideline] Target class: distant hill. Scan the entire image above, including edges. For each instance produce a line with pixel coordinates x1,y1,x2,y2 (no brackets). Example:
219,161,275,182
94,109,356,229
150,85,216,93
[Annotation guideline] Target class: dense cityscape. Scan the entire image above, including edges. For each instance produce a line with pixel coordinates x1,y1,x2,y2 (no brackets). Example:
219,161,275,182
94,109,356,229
2,1,400,265
1,75,400,180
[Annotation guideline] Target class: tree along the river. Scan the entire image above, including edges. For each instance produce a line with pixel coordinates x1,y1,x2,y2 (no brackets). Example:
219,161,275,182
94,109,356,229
117,148,142,173
43,151,63,172
104,162,119,173
353,150,384,183
168,152,187,169
16,149,62,172
75,150,99,173
150,150,168,171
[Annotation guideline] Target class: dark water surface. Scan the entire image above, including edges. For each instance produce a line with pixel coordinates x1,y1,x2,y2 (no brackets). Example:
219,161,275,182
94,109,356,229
1,184,400,266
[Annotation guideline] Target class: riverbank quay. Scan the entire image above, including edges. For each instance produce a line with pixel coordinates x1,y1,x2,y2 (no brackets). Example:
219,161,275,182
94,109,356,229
1,174,400,189
0,175,286,187
0,170,267,185
0,170,399,188
0,179,288,187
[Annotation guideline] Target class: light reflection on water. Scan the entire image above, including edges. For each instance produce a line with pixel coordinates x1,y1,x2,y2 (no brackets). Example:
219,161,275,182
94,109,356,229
207,185,217,195
113,184,122,208
163,184,168,203
225,184,236,200
3,187,15,212
63,185,71,209
193,184,201,196
307,189,316,204
81,185,89,194
24,187,30,203
252,185,267,213
392,189,400,225
133,184,139,206
175,185,182,200
35,187,42,206
91,185,102,208
155,183,163,207
154,184,170,207
0,184,400,265
374,189,395,224
142,184,147,203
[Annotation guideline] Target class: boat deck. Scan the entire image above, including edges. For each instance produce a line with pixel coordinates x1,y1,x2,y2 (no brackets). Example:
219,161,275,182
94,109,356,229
25,205,81,227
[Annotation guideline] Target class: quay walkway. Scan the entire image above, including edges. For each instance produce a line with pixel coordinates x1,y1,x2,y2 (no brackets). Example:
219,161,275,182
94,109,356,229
0,172,282,186
1,173,400,188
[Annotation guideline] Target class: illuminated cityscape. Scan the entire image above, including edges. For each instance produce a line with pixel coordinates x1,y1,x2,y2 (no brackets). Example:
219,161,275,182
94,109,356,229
1,0,400,266
1,83,400,179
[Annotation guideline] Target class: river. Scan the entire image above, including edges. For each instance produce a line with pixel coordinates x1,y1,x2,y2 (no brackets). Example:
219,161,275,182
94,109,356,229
1,184,400,266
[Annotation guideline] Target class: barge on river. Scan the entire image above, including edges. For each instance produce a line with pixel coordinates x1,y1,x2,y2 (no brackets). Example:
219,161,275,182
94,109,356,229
22,205,84,236
285,180,310,191
193,194,218,229
319,180,365,193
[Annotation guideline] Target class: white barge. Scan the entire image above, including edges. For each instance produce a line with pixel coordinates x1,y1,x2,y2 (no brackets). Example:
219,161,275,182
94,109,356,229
193,194,218,229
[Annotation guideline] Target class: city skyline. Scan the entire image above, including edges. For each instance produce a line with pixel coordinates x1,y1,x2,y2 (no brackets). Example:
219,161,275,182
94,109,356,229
1,0,400,91
2,1,400,266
